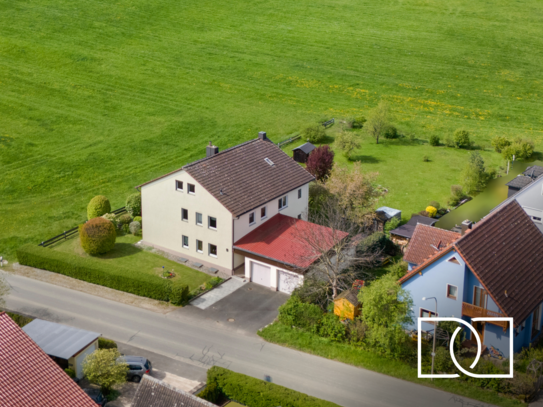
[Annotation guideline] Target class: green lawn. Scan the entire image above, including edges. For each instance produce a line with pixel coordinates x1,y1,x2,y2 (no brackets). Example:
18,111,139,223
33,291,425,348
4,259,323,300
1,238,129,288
2,0,543,259
50,234,211,290
259,323,522,407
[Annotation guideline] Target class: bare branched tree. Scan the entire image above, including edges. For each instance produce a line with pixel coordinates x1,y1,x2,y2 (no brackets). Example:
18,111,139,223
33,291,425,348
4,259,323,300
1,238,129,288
293,197,382,308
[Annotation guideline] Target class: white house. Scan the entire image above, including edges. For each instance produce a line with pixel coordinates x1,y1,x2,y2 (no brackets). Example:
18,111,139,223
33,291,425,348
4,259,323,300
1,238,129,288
136,132,336,293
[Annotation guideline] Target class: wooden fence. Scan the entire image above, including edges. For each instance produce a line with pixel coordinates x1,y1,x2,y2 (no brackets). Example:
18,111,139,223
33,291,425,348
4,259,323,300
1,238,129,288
39,206,127,247
322,118,335,127
277,134,301,148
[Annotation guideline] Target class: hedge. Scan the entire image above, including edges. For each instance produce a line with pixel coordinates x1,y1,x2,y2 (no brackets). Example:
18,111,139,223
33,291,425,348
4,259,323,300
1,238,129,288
203,366,340,407
17,244,172,301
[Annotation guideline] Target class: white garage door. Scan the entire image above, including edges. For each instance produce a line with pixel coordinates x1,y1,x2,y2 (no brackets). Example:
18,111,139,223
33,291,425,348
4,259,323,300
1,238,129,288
278,270,301,294
251,262,271,287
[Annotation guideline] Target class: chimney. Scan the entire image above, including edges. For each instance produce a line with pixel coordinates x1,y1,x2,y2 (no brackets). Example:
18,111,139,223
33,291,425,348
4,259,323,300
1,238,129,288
461,219,473,235
258,131,267,141
206,141,219,158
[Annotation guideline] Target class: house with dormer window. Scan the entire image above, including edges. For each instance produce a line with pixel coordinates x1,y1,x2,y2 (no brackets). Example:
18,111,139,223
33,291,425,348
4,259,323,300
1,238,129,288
136,132,342,293
399,200,543,359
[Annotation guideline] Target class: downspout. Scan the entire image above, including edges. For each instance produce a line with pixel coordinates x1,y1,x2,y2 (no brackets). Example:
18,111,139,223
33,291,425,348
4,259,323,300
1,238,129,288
231,218,235,274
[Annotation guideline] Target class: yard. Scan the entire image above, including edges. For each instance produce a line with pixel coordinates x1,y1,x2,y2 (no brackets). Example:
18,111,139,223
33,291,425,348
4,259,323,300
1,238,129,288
2,0,543,259
49,234,211,291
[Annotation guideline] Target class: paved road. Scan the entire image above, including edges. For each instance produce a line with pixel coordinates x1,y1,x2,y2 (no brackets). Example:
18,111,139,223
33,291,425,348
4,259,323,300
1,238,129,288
3,273,493,407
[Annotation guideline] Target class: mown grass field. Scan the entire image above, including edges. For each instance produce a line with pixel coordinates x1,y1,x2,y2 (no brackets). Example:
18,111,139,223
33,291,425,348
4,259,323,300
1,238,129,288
50,234,211,290
2,0,543,259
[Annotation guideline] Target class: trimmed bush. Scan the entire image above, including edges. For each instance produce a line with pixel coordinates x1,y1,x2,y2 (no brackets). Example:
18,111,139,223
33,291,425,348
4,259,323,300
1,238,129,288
453,129,471,149
129,221,141,235
87,195,111,220
99,338,118,349
206,366,340,407
170,284,190,306
133,216,142,223
428,135,440,146
302,124,326,144
198,381,222,403
126,193,142,217
17,244,172,301
425,206,437,217
118,213,132,226
101,213,118,228
80,218,116,255
383,125,398,139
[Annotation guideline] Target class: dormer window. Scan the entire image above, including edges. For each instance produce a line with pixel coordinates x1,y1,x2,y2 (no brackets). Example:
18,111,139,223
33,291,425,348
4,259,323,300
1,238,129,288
176,181,183,191
188,183,196,194
265,158,274,166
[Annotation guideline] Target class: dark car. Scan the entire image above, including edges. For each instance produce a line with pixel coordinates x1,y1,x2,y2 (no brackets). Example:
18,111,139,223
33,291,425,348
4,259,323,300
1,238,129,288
117,356,152,383
83,388,107,407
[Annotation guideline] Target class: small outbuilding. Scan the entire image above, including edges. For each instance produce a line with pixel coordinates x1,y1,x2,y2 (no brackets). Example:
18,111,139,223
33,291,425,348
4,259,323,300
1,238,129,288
23,319,100,379
373,206,401,232
292,142,316,163
333,288,361,320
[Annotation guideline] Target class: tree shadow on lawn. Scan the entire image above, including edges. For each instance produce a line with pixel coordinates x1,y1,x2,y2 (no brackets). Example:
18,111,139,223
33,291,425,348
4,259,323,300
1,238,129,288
95,243,142,259
350,155,381,163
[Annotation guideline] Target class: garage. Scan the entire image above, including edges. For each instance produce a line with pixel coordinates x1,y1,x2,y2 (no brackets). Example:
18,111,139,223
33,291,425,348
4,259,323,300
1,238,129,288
277,270,301,294
251,261,271,287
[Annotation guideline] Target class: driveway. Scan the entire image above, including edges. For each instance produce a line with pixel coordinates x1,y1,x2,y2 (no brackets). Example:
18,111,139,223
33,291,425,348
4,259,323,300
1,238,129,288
179,281,289,334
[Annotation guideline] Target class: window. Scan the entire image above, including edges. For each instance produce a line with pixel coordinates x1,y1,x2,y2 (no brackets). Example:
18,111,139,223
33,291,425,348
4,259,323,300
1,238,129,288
447,284,458,300
261,207,267,220
208,216,217,229
176,180,183,191
278,196,287,210
188,183,195,194
182,235,189,248
196,213,203,226
196,240,203,253
297,214,301,219
298,189,302,199
533,216,542,223
420,308,438,324
181,208,188,221
129,364,142,371
447,256,460,265
209,244,217,257
249,212,255,225
473,287,486,308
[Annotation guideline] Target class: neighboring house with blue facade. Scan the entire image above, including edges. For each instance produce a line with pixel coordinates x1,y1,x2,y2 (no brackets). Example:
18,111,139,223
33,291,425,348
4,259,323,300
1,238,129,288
399,200,543,359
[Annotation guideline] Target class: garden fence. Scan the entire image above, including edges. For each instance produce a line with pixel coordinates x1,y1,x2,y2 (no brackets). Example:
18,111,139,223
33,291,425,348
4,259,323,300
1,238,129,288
39,206,127,247
277,134,301,148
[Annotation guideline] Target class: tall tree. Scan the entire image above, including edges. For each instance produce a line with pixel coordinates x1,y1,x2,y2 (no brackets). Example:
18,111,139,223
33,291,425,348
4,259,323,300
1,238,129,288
461,152,490,193
365,101,391,144
83,349,128,394
335,131,360,160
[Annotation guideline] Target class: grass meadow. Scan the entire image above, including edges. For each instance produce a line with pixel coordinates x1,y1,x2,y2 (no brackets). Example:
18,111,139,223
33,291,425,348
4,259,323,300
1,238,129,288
1,0,543,259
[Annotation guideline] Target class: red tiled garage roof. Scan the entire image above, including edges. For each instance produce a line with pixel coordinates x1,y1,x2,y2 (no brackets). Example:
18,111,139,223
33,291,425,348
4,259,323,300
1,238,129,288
234,214,348,269
0,313,97,407
403,224,461,266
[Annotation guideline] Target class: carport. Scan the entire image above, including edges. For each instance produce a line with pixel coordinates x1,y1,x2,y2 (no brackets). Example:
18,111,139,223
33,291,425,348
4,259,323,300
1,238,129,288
23,319,100,379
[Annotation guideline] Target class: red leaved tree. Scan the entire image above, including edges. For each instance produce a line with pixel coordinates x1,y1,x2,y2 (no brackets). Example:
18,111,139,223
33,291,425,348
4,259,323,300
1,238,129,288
306,145,334,181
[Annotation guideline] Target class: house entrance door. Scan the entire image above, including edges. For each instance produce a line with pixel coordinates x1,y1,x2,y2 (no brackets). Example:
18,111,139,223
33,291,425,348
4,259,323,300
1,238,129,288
472,321,485,343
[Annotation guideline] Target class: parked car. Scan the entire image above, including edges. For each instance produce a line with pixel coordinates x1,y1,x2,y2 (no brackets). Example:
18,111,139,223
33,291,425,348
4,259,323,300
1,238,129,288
117,356,152,383
83,388,107,406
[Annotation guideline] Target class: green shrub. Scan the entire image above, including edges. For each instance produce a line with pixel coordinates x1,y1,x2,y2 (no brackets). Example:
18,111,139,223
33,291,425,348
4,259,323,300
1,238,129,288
388,260,408,279
428,135,440,146
133,216,142,223
101,213,118,227
444,135,455,147
425,206,437,218
453,129,471,149
302,124,326,144
79,218,116,255
278,296,323,331
501,138,535,160
422,155,430,162
64,368,76,378
16,244,172,301
126,193,142,217
383,125,398,139
352,116,366,129
198,381,222,403
358,232,397,257
87,195,111,220
129,221,141,235
170,284,190,306
7,312,33,328
491,136,511,153
429,201,440,210
118,213,132,225
98,338,118,349
207,366,340,407
209,277,222,287
318,313,346,342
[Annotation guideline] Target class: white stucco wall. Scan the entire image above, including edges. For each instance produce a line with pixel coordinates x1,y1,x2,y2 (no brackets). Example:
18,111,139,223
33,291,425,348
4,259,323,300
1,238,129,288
141,170,234,271
244,257,304,292
70,340,98,379
233,183,309,242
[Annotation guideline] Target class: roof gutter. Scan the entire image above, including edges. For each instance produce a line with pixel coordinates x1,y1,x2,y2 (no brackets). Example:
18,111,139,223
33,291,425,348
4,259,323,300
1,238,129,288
232,247,304,270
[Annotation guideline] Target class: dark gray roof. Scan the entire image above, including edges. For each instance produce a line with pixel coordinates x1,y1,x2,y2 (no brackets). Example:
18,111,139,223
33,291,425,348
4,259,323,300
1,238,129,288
406,215,437,227
132,375,215,407
523,165,543,179
506,175,533,189
292,142,316,154
22,319,100,359
390,224,416,239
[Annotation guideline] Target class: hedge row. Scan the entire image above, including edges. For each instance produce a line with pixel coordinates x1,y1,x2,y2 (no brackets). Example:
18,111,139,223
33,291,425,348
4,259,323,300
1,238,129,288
202,366,340,407
17,244,173,301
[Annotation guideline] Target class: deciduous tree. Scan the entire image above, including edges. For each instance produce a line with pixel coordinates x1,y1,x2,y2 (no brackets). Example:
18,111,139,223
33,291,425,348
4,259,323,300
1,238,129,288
83,349,128,393
364,101,391,144
335,131,360,160
306,145,334,181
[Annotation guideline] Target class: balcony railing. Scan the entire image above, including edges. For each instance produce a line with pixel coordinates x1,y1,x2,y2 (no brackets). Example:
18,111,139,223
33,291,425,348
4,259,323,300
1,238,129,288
462,302,508,329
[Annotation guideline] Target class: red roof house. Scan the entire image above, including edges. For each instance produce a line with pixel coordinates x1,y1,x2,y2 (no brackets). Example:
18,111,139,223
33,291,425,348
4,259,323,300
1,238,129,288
0,312,98,407
403,224,461,267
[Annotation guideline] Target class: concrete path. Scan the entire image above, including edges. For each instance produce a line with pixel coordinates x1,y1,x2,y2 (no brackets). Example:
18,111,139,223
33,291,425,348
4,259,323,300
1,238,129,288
191,277,246,309
2,272,496,407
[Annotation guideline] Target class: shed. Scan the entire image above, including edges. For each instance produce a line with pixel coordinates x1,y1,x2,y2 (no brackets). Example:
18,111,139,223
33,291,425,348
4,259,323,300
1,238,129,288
333,288,361,320
292,142,316,163
373,206,401,232
23,319,100,379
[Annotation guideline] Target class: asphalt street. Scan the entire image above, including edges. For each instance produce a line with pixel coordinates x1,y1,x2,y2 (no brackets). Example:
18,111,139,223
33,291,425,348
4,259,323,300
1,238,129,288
3,272,495,407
